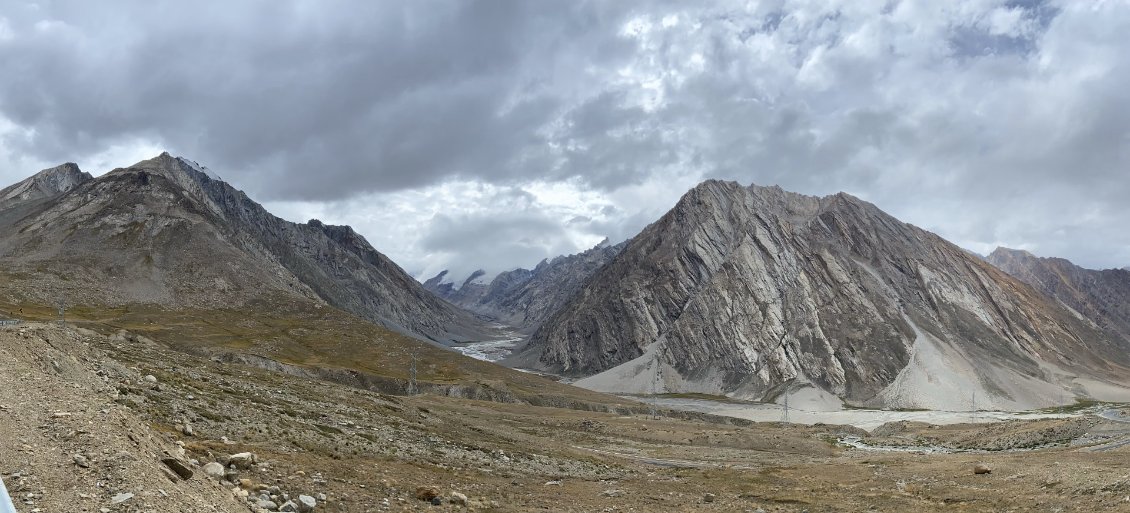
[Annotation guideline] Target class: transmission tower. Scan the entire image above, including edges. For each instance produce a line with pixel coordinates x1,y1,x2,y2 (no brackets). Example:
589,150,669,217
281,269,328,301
971,390,977,423
407,350,418,396
56,296,67,326
783,384,790,423
649,358,662,420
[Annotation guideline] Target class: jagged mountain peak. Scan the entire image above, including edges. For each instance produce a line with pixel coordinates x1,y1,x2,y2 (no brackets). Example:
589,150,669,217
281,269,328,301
517,179,1130,410
108,152,224,188
0,155,496,344
989,246,1037,259
0,162,92,207
426,239,629,333
461,270,488,289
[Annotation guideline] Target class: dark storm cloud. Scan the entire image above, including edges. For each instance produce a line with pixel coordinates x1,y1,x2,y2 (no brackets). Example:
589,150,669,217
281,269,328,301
1,0,1129,275
0,0,642,199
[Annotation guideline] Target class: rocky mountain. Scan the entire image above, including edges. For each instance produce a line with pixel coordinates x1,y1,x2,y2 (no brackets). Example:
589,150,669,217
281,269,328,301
988,247,1130,343
511,180,1130,410
0,153,495,344
0,162,91,209
424,239,627,333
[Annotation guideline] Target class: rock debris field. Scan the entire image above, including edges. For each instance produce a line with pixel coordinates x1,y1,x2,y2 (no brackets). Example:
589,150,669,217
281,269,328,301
7,322,1130,512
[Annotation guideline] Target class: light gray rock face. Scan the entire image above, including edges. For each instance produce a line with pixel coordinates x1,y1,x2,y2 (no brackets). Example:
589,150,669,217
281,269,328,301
988,248,1130,342
517,180,1130,409
0,163,91,209
0,153,495,344
424,239,627,333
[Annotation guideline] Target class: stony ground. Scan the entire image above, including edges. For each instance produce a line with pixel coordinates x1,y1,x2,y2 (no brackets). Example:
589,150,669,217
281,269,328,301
6,322,1130,512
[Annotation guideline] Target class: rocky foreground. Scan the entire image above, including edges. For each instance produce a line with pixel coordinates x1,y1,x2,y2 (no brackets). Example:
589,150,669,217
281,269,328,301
7,322,1130,512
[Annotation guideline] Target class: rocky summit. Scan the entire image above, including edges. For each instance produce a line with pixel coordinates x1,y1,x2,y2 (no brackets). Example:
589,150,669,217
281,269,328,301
513,180,1130,410
0,153,496,344
0,162,91,208
424,239,627,333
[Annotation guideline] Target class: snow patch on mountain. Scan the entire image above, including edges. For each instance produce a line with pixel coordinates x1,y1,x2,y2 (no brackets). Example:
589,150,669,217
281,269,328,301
176,156,222,181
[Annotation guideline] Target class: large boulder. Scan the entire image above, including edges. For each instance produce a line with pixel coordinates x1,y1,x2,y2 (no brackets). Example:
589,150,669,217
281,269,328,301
202,462,225,479
228,452,257,470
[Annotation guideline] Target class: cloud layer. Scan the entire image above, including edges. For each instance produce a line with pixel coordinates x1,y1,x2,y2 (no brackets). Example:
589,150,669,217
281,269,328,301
0,0,1127,278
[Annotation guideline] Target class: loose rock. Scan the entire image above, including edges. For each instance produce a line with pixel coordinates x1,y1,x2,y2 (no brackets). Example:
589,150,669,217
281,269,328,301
703,493,716,503
160,458,194,480
228,452,256,470
72,454,90,468
450,492,468,506
415,487,440,501
297,494,316,512
203,462,226,479
974,464,992,475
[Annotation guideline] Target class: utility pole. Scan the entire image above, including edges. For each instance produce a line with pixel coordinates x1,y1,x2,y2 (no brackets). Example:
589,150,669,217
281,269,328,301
56,296,66,326
649,358,662,420
407,350,418,396
971,390,977,423
783,382,790,423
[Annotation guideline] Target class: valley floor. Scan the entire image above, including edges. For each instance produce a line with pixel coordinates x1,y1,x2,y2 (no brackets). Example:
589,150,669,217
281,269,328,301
5,323,1130,512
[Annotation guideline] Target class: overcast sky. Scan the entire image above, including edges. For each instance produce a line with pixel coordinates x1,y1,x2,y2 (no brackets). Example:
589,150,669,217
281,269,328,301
1,0,1128,280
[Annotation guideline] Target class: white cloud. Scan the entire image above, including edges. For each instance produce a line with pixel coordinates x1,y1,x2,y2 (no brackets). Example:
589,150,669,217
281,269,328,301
0,17,13,41
2,0,1130,275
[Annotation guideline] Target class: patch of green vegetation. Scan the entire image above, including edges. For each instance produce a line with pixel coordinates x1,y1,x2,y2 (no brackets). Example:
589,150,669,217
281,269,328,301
653,392,752,404
1036,399,1107,414
0,275,639,413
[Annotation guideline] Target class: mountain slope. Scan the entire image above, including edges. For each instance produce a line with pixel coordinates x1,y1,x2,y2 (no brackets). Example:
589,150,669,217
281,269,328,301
988,247,1130,343
0,162,92,207
514,180,1130,410
424,239,627,333
0,153,495,344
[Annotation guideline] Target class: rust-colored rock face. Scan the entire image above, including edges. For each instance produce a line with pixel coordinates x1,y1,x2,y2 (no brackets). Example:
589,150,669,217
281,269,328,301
988,247,1130,345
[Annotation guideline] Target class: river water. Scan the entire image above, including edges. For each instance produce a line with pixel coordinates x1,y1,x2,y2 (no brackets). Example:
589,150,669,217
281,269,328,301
643,396,1081,431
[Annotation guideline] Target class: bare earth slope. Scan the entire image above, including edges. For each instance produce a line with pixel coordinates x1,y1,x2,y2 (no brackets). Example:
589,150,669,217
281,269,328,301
0,153,495,344
516,180,1130,410
0,324,246,513
989,247,1130,343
